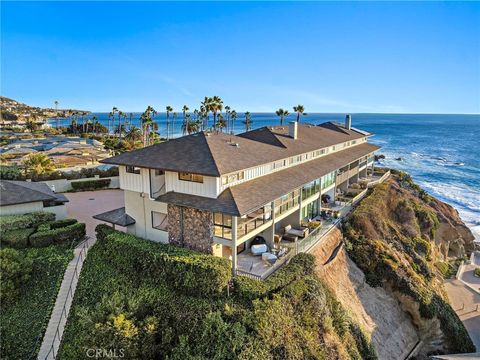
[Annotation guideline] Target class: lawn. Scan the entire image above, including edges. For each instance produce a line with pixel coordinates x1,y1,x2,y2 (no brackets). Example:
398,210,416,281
0,245,73,360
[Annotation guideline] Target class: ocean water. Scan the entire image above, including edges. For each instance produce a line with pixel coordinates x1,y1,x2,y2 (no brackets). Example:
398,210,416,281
50,113,480,228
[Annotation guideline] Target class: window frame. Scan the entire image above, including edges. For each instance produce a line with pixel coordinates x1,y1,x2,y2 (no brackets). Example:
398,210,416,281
178,172,204,183
126,166,141,174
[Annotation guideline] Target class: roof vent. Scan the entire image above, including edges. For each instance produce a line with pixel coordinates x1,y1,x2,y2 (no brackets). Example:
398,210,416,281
288,121,298,140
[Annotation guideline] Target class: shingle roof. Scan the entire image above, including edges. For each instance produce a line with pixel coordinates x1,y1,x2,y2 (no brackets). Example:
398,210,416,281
156,142,379,216
93,207,136,226
0,180,69,206
102,122,369,176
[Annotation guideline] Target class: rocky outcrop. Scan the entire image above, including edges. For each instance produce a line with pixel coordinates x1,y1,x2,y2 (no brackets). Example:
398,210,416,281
339,172,476,355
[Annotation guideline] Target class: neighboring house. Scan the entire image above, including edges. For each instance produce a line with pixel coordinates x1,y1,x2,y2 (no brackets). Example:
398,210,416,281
0,180,68,219
96,118,379,274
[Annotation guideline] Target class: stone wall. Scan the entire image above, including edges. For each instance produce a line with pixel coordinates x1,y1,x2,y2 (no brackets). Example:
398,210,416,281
167,204,214,254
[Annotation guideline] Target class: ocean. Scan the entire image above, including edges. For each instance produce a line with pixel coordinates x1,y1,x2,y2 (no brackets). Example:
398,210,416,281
50,113,480,231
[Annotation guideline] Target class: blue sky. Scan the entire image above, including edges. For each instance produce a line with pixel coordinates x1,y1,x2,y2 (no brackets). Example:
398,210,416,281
1,1,479,113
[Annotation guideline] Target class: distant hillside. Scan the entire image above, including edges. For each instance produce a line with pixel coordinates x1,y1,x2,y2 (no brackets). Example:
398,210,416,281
0,96,89,124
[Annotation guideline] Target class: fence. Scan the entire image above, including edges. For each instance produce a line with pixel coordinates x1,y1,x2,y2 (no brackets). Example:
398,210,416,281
37,237,90,360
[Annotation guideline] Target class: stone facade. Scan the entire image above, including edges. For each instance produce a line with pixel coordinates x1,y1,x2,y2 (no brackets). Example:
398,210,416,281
167,204,214,254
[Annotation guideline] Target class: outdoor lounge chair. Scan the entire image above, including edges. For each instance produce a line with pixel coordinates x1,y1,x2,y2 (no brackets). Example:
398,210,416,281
284,224,309,238
251,244,268,255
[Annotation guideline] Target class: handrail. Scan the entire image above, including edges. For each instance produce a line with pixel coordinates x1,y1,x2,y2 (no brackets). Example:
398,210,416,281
40,237,90,360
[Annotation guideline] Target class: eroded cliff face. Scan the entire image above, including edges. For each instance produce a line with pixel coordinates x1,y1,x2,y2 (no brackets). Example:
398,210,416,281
312,228,420,360
313,172,476,358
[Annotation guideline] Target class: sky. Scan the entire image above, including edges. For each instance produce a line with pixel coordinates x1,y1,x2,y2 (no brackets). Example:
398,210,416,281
1,1,479,114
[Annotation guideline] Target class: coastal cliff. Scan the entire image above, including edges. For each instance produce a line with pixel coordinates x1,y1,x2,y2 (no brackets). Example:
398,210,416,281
314,172,475,358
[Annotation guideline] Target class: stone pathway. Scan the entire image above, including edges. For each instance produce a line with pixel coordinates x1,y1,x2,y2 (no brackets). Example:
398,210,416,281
37,238,95,360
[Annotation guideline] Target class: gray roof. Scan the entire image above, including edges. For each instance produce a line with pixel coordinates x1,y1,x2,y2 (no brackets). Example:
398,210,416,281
0,180,69,206
102,122,369,176
156,142,379,216
93,207,136,226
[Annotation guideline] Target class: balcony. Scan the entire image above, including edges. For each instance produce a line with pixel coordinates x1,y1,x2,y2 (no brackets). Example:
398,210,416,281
237,209,272,239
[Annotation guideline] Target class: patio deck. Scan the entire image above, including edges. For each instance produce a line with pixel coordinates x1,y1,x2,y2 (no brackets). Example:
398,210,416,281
237,248,294,280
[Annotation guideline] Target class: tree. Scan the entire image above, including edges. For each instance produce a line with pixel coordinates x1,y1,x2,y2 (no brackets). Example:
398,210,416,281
293,105,306,122
166,106,173,140
216,114,226,132
208,96,223,129
182,105,189,135
230,110,237,134
54,100,59,129
275,108,290,126
140,106,157,147
23,153,55,176
125,126,142,145
25,118,38,133
181,114,199,135
242,112,252,131
224,105,231,133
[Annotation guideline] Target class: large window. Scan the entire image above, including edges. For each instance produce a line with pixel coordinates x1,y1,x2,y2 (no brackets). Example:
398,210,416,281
126,166,141,174
302,179,320,200
152,211,168,231
178,172,204,183
150,169,165,198
321,171,336,190
302,200,319,220
214,213,232,239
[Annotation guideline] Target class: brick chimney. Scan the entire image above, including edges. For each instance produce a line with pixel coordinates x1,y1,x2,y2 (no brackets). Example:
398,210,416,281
289,121,298,139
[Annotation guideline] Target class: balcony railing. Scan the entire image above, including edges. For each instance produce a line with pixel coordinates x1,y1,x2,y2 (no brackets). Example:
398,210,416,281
237,211,271,238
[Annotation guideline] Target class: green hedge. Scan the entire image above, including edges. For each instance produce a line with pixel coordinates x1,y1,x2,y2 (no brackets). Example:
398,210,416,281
0,248,33,304
71,178,111,191
49,218,77,229
0,212,55,234
234,253,316,302
1,246,73,359
96,227,231,297
0,228,35,249
29,222,86,248
95,223,116,241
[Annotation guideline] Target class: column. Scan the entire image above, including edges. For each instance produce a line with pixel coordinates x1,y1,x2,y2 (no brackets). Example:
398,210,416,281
231,216,238,276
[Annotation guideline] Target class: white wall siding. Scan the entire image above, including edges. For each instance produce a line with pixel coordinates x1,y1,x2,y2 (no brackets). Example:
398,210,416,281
0,201,44,216
119,166,145,193
165,171,218,198
44,205,67,220
124,190,169,243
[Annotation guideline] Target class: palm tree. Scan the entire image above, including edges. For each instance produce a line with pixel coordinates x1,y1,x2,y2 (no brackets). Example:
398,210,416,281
275,108,290,126
230,110,237,134
199,104,207,130
125,126,142,144
216,114,226,132
166,106,173,140
293,105,306,122
224,105,231,133
209,96,223,129
243,111,252,131
23,153,55,176
54,100,59,129
92,116,98,135
182,105,189,135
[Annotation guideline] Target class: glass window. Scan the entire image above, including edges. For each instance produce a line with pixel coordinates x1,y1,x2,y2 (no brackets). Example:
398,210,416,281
178,172,204,183
126,166,141,174
213,213,232,239
321,171,336,190
154,169,164,176
152,211,168,231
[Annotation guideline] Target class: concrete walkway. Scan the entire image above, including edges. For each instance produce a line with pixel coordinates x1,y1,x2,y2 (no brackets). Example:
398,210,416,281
444,279,480,351
37,190,125,359
37,239,93,359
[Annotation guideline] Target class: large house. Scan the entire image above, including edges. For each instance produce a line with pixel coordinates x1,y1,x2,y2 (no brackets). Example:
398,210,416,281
96,117,379,275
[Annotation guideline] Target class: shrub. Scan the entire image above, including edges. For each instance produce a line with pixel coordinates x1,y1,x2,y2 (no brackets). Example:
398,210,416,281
0,248,33,304
475,268,480,277
71,179,111,191
98,230,231,297
0,228,35,249
37,224,51,232
95,223,116,241
29,222,86,248
49,218,77,229
0,212,55,233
